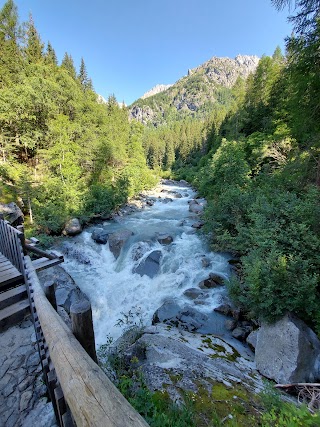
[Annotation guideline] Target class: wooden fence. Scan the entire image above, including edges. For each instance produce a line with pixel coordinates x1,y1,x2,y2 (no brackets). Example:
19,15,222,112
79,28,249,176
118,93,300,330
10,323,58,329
25,257,149,427
0,219,25,274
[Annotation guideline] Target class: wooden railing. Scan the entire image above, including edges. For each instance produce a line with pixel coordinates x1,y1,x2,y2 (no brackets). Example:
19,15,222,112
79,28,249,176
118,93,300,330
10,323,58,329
0,219,25,274
25,256,149,427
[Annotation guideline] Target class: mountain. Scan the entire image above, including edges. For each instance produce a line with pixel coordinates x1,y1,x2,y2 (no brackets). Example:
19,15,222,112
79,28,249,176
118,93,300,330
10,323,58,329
130,54,259,125
141,84,173,99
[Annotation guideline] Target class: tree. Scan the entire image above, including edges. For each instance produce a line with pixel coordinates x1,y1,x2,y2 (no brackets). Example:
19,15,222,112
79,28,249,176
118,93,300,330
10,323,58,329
78,57,92,91
61,52,76,79
0,0,22,87
24,13,43,63
45,42,57,65
271,0,320,33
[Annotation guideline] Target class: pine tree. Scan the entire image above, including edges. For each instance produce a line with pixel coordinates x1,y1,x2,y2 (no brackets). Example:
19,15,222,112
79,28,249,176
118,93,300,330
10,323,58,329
45,41,57,65
78,57,92,90
61,52,76,79
0,0,22,86
24,13,43,63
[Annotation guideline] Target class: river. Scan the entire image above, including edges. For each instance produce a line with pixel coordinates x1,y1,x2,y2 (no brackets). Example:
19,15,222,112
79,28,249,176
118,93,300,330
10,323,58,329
55,181,231,346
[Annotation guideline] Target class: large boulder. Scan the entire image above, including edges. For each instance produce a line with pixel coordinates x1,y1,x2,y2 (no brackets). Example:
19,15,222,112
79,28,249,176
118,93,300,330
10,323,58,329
108,229,133,259
0,202,24,226
91,228,109,244
133,250,162,278
63,218,82,236
255,313,320,383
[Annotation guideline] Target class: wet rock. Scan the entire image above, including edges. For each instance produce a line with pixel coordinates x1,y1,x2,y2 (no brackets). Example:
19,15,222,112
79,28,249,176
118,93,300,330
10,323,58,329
63,218,82,236
214,304,233,316
91,228,109,244
232,327,251,341
0,202,24,226
188,200,204,214
108,229,133,259
246,330,258,351
199,273,224,289
162,198,173,203
255,313,320,383
201,257,211,268
152,301,208,332
183,288,204,300
225,319,237,331
60,242,91,264
157,233,173,245
134,250,162,278
192,221,204,229
131,241,152,261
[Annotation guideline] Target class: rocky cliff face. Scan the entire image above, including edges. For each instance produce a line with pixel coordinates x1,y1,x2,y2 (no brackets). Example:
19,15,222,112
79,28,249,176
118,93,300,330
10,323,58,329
130,54,259,125
141,84,173,100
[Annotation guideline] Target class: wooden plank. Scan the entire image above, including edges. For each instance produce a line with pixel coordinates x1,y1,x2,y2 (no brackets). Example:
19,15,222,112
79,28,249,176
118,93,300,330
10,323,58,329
25,256,149,427
0,268,23,287
32,257,64,272
0,284,27,310
0,298,30,329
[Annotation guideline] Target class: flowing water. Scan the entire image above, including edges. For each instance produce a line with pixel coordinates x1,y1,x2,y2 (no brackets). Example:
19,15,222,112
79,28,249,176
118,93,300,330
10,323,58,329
56,182,231,346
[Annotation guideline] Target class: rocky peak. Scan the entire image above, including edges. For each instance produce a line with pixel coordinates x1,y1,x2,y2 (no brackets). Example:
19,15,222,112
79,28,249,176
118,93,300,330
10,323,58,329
141,84,173,99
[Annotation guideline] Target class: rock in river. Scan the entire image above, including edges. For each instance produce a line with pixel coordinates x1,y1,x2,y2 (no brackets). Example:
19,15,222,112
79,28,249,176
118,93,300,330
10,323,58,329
133,250,162,278
108,229,133,259
91,228,109,244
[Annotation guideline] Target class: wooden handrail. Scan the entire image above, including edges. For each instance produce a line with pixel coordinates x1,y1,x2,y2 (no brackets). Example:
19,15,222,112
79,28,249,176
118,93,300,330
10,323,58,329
0,219,25,274
25,256,149,427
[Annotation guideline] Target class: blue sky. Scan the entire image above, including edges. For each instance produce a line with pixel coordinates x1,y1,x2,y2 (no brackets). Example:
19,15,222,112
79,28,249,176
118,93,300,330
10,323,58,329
10,0,292,105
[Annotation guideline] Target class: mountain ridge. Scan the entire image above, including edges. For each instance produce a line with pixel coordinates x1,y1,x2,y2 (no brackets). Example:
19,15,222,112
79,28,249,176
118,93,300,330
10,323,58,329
130,54,259,125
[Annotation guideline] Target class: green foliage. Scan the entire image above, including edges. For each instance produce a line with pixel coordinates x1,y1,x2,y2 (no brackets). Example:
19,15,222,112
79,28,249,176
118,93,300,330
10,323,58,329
0,1,158,235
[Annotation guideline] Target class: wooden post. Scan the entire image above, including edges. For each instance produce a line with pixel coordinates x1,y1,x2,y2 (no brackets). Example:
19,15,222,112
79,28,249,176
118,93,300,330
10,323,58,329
44,280,57,311
16,224,27,255
70,300,98,363
25,256,149,427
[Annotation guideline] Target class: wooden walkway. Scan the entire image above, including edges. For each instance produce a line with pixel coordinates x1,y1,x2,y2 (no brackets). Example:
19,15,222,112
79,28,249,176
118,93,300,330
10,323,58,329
0,218,149,427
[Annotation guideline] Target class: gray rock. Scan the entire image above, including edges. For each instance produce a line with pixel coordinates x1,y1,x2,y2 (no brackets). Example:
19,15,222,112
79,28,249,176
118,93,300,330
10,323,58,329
134,250,162,278
225,319,237,331
63,218,82,236
60,242,91,264
183,288,204,300
214,304,233,316
255,313,320,383
38,265,89,314
232,327,250,341
246,330,258,351
201,257,211,268
191,221,204,229
131,241,152,261
162,198,173,204
91,228,109,244
199,273,224,289
157,233,173,245
152,301,208,332
23,398,57,427
20,389,33,412
189,201,204,214
0,202,24,226
152,300,182,325
108,229,133,259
